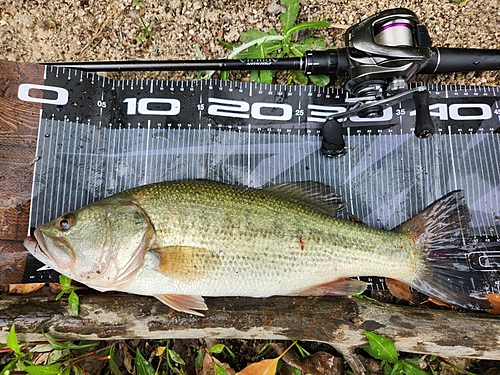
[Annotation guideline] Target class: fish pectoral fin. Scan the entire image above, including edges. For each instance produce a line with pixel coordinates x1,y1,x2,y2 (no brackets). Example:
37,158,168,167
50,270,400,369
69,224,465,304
151,246,208,278
155,294,208,316
291,278,369,297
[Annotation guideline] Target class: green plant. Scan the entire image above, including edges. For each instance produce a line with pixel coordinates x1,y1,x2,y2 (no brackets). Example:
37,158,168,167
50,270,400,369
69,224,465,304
56,274,80,316
362,332,478,375
0,324,118,375
49,15,58,29
220,0,330,85
136,346,156,375
134,0,153,44
363,331,430,375
208,343,236,359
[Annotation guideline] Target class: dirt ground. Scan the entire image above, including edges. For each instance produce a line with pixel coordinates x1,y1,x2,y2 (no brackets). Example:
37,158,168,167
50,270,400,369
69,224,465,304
1,0,500,374
1,0,500,85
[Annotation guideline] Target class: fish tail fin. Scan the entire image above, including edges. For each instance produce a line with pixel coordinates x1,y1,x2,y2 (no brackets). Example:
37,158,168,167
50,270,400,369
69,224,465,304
398,190,492,310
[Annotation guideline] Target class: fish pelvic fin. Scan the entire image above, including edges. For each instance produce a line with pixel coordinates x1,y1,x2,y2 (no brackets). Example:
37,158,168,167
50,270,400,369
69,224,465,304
398,190,492,311
155,294,208,316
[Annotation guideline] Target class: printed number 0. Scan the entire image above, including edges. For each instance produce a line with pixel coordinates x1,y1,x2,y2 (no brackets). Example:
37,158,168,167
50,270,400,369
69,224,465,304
17,84,69,105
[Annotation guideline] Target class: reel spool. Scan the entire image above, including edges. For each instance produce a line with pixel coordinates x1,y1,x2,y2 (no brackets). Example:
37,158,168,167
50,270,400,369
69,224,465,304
373,18,414,47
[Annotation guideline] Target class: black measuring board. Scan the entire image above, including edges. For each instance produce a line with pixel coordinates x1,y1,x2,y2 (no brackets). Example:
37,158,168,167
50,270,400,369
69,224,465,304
20,65,500,295
38,66,500,135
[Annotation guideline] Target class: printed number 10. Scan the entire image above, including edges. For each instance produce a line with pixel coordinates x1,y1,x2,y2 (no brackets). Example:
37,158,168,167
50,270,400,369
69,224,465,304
123,98,181,116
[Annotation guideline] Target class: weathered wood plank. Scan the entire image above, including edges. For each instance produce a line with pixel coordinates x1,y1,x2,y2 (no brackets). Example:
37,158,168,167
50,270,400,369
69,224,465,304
1,293,499,362
0,60,44,283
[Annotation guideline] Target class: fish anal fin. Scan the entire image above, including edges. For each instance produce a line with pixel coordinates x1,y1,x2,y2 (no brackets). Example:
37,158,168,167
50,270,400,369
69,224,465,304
264,181,345,217
155,294,208,316
291,278,368,297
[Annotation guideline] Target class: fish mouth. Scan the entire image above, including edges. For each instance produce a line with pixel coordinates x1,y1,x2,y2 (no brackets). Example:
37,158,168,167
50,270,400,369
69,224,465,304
24,230,73,272
24,233,54,267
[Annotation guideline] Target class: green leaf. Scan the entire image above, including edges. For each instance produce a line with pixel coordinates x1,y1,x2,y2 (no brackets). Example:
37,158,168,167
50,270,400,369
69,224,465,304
290,70,308,85
249,70,260,82
209,344,236,359
389,361,403,375
240,29,269,43
195,350,205,373
59,274,72,289
30,344,54,353
136,347,156,375
289,41,312,57
228,35,284,59
20,363,62,375
109,356,122,375
218,38,234,50
306,37,327,50
280,0,300,34
220,70,230,81
43,335,96,352
259,70,275,84
0,358,19,375
108,343,122,375
257,343,272,357
285,20,330,38
168,348,186,365
401,360,432,375
68,290,79,315
6,325,21,356
287,365,302,375
289,37,327,57
309,74,330,87
214,362,229,375
293,342,310,358
209,343,226,354
232,43,277,59
55,291,65,301
362,331,399,364
47,349,64,365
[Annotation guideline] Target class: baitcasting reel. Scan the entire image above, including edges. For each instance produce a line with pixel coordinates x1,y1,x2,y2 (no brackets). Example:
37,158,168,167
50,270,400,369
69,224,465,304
321,8,434,157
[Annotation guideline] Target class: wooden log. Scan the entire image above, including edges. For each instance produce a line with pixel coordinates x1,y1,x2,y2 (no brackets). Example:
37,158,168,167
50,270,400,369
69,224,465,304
1,293,499,363
0,60,43,284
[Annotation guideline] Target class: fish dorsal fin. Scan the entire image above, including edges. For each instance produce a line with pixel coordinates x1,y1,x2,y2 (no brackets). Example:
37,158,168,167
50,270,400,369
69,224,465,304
155,294,208,316
264,181,345,217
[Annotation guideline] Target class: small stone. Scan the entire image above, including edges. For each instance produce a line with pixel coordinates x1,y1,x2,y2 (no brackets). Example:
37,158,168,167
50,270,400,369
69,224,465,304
193,0,203,10
267,2,286,14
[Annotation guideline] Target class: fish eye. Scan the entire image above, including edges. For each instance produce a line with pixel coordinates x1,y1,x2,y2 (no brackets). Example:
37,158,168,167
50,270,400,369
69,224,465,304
57,214,74,231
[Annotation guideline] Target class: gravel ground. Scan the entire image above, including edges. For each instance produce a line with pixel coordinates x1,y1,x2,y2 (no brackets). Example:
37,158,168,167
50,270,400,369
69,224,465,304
1,0,499,85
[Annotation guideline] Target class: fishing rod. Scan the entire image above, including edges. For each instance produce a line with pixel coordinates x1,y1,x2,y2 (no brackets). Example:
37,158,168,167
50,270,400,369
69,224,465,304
46,8,500,157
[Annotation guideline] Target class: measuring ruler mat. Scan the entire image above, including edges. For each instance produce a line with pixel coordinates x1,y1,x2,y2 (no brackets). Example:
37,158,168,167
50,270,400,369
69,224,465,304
1,61,499,299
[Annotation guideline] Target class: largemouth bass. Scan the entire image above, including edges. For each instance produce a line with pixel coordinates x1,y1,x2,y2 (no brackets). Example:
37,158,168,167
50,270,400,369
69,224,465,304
24,180,490,315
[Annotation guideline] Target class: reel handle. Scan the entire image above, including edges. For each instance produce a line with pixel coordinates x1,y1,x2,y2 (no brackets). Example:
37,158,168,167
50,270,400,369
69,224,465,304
412,90,434,138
